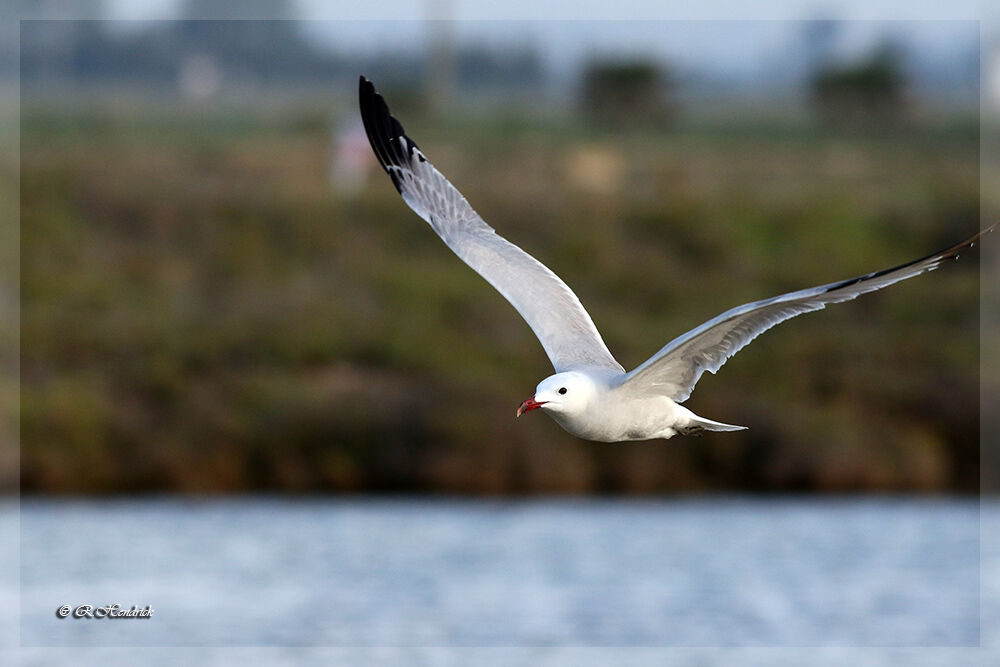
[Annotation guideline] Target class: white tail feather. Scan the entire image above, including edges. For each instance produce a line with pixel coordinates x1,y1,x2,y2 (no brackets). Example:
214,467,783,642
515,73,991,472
683,414,748,434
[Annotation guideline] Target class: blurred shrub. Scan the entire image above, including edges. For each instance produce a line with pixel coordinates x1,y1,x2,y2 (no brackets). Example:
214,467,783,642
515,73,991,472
579,59,676,127
18,101,981,495
810,46,907,127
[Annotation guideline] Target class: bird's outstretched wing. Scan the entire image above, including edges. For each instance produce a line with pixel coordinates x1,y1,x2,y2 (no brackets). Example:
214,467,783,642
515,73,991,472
359,76,623,373
619,226,992,402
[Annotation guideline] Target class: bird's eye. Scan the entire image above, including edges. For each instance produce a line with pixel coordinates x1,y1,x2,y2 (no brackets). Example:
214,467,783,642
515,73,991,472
558,387,567,395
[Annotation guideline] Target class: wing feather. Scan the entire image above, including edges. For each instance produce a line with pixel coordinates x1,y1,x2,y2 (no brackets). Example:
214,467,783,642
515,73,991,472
359,77,623,373
619,226,992,402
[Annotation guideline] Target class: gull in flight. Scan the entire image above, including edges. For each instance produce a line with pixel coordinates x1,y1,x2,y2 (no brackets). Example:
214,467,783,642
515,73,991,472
358,76,991,442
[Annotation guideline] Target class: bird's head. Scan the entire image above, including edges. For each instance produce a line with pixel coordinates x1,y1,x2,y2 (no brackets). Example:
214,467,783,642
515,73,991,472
516,372,596,419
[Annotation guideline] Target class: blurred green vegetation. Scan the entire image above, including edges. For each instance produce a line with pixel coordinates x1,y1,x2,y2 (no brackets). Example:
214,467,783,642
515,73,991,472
19,100,982,494
810,47,907,127
580,59,675,127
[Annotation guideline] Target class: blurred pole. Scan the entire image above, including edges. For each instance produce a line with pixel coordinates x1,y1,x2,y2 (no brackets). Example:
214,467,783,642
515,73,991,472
425,0,455,114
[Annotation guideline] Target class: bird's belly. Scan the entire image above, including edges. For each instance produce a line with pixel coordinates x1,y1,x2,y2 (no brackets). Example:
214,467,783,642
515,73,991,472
550,396,685,442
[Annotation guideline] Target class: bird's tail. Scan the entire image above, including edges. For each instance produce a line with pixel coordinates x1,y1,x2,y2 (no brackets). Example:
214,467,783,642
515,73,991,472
680,413,748,435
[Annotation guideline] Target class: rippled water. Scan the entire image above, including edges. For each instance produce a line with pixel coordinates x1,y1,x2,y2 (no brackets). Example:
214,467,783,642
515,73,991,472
7,497,1000,667
6,497,999,664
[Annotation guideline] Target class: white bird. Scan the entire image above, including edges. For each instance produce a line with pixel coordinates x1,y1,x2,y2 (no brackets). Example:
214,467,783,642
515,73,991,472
358,77,990,442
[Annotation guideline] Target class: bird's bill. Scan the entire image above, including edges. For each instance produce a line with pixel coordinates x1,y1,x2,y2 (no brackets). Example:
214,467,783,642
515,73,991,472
516,396,547,418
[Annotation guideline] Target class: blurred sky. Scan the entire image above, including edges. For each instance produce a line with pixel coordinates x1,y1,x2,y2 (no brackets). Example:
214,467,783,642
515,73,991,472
101,0,983,79
104,0,988,21
301,20,978,81
77,0,984,101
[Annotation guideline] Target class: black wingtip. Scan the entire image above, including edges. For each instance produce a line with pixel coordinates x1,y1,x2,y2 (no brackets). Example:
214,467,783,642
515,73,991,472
933,224,995,263
822,225,992,294
358,76,421,195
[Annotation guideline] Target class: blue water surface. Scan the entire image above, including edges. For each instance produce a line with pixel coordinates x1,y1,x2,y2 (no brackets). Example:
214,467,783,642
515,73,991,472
13,496,986,648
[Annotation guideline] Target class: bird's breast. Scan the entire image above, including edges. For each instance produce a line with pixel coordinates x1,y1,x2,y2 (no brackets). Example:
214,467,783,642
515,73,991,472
549,394,684,442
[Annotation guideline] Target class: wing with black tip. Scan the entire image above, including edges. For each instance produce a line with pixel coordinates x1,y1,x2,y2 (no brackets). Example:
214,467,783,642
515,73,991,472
359,76,624,374
619,226,992,402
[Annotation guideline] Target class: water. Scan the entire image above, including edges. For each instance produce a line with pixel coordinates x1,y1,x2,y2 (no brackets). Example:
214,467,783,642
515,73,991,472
8,497,999,664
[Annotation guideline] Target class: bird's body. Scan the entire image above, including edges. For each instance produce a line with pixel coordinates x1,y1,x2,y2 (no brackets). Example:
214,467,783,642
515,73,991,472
519,370,745,442
556,392,738,443
358,76,990,443
554,392,688,443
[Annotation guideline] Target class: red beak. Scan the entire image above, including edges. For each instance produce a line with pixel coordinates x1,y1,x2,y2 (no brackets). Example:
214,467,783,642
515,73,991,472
516,396,547,418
